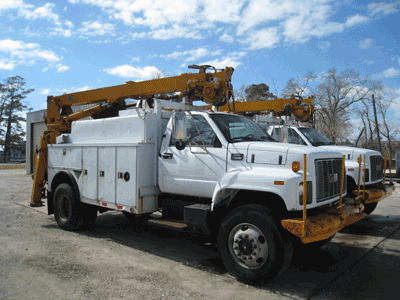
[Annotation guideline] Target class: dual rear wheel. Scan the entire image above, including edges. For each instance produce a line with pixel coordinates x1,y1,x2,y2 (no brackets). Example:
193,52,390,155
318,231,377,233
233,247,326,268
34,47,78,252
54,183,97,231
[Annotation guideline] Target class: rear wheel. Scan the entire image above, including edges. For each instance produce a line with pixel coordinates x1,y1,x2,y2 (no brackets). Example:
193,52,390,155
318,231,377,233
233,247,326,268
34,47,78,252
218,205,291,283
53,183,84,231
122,211,151,223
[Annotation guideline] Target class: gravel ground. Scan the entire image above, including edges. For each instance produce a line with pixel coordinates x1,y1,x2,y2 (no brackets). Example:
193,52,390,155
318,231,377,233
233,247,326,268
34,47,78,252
0,169,279,300
1,168,400,300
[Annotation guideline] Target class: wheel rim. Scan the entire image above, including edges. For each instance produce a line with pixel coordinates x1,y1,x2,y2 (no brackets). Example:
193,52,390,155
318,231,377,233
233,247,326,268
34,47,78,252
57,194,70,221
228,223,268,270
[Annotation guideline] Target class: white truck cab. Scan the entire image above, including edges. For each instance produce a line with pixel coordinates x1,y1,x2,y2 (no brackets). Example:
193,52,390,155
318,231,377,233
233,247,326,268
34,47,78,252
45,100,368,283
266,124,394,214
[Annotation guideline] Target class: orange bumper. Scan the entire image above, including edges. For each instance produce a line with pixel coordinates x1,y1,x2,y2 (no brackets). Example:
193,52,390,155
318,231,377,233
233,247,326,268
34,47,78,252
352,184,395,204
281,201,365,244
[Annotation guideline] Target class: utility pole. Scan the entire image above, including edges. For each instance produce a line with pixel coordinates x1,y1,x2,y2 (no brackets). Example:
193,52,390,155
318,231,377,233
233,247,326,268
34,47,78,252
372,94,382,153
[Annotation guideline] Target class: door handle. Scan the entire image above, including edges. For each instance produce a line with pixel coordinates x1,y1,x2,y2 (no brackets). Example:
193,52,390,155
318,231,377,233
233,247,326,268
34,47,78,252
162,153,173,159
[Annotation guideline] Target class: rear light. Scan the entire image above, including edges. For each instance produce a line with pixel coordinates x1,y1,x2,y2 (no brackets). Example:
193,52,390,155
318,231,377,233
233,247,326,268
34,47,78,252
292,161,300,172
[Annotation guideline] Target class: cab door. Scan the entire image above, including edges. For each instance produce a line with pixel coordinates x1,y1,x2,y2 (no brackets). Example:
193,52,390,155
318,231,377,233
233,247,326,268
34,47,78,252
159,115,227,198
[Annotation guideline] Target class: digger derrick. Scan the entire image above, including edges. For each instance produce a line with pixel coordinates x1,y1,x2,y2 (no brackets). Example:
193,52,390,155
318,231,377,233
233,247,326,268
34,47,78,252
215,95,314,122
30,65,235,207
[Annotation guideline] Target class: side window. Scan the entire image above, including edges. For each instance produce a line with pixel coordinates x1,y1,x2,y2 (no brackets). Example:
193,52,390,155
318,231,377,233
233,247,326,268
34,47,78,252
271,128,281,142
288,128,306,145
170,115,220,147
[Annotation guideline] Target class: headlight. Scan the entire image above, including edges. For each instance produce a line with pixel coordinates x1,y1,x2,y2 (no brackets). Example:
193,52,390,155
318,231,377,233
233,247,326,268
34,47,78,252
299,181,312,205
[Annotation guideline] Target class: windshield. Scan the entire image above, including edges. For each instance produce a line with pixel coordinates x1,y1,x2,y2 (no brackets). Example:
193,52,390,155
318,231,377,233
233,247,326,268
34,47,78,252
209,113,274,143
298,127,334,146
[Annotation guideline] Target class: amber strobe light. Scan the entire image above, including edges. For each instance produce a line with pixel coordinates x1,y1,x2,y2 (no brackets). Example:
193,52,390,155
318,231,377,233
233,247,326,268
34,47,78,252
292,161,300,172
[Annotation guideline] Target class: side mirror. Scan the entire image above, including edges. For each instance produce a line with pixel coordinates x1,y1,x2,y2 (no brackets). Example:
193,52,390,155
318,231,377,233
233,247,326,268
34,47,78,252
172,110,187,150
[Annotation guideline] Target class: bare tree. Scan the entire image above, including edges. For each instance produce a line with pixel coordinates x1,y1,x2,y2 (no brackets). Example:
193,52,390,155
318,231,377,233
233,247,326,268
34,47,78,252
375,88,400,160
313,68,382,144
234,84,247,102
282,71,317,97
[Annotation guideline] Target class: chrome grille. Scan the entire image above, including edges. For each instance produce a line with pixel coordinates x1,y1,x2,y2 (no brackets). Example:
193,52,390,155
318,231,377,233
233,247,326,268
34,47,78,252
315,158,345,202
370,156,384,182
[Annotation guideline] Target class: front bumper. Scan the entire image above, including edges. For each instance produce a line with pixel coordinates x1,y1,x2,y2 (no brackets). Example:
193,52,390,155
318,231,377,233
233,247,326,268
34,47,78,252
281,199,365,244
352,184,395,204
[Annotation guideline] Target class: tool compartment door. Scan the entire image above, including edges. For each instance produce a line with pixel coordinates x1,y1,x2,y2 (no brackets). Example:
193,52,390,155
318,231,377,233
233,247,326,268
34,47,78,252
82,147,98,200
116,147,137,206
98,147,116,203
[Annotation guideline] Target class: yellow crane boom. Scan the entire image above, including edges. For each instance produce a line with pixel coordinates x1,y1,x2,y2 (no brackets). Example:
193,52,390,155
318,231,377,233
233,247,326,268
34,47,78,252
215,95,314,122
30,65,234,206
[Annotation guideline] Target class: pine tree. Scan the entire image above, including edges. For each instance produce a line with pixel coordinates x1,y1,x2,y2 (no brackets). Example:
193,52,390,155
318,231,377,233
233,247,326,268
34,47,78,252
0,76,34,162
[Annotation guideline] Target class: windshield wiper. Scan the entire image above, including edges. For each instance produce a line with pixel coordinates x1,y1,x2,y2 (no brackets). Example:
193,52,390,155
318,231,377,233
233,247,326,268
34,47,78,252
230,134,257,142
313,141,330,146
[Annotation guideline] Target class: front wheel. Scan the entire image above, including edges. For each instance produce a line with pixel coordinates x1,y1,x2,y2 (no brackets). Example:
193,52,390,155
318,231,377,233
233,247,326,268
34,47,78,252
217,205,290,283
363,202,378,215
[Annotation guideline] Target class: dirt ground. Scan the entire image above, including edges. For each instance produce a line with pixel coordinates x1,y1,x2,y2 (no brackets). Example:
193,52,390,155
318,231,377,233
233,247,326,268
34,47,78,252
1,168,400,300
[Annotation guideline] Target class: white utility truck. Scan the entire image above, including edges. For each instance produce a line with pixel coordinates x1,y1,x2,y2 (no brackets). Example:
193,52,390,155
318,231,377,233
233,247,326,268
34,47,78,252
31,66,371,283
266,122,395,214
45,99,366,283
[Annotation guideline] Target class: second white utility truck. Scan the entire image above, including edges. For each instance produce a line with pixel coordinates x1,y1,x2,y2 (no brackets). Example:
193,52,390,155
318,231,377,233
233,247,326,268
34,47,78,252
266,122,394,214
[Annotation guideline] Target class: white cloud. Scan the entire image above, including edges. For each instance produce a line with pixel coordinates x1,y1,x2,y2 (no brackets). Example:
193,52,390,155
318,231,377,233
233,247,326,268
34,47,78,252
368,1,400,16
20,3,61,26
132,57,140,62
160,48,213,62
0,39,39,52
104,65,162,79
376,68,400,78
398,57,400,65
317,41,330,49
363,60,375,65
219,33,234,43
0,59,15,70
0,0,24,10
240,28,280,50
76,86,90,92
148,25,202,40
0,38,63,70
345,14,370,27
50,27,73,37
65,0,383,49
41,88,50,95
199,51,246,69
57,65,70,73
359,38,373,49
78,21,115,37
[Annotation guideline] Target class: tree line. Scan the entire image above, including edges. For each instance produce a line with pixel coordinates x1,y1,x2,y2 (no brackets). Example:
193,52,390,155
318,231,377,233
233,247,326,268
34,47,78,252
234,68,399,160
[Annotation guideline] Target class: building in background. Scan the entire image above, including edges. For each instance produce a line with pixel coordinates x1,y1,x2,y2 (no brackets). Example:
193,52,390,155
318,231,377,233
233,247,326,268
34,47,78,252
26,104,96,174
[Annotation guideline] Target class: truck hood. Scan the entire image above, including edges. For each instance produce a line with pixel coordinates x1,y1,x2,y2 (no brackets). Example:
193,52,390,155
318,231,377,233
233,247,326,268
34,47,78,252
318,145,381,160
229,142,342,165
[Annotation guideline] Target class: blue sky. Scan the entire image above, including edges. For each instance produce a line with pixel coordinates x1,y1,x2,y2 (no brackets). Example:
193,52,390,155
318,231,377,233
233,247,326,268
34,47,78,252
0,0,399,116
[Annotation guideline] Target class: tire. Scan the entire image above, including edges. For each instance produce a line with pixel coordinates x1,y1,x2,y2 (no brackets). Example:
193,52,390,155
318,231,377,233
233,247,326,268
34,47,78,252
363,202,378,215
217,205,291,283
53,183,84,231
82,204,97,229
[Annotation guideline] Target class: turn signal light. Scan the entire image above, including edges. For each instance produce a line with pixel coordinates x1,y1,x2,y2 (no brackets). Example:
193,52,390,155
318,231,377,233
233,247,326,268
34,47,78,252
292,161,300,172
